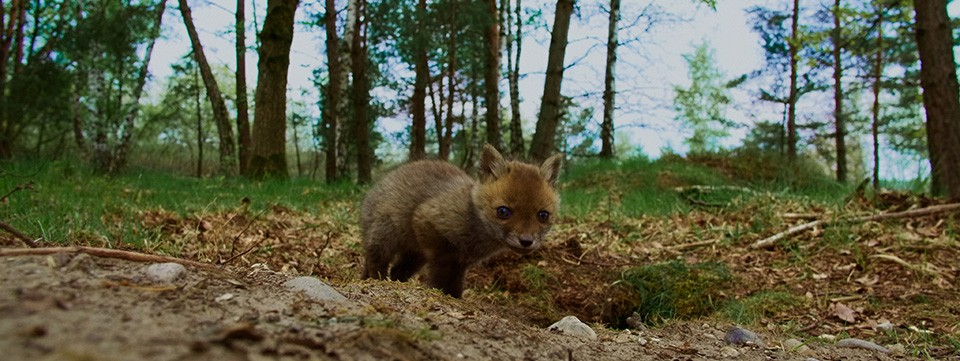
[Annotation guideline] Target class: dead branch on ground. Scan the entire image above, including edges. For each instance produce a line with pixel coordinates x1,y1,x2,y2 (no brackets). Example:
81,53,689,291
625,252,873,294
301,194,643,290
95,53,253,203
751,203,960,249
0,220,39,248
0,246,222,270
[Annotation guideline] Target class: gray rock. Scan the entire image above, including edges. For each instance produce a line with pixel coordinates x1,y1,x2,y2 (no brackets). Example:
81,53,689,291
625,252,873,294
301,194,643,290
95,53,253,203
145,263,186,284
783,338,815,356
724,326,765,347
283,277,347,301
835,338,889,353
547,316,597,340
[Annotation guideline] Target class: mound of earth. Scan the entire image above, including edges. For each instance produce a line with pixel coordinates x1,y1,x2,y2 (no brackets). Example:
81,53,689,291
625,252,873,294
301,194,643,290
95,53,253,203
0,251,908,361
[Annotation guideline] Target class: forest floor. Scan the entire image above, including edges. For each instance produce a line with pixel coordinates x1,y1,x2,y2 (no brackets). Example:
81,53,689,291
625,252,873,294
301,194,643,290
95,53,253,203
1,158,958,360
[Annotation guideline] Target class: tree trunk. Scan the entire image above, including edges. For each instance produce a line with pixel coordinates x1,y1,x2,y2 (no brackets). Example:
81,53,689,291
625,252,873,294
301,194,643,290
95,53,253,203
832,0,845,183
871,11,882,191
249,0,300,179
483,0,502,151
323,0,341,182
353,0,371,184
786,0,799,162
236,0,252,176
915,0,960,199
529,0,574,161
440,0,457,161
196,67,204,177
0,0,24,158
337,0,360,176
600,0,619,158
410,0,428,161
114,0,165,172
508,0,524,157
179,0,236,175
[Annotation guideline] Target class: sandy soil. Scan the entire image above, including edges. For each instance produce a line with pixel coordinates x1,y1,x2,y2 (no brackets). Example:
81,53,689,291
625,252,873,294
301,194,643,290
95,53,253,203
0,251,909,361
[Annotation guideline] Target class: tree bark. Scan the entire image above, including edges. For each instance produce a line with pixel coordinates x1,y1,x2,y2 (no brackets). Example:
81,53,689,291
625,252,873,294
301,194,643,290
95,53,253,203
114,0,165,172
507,0,524,157
0,0,24,157
915,0,960,199
871,10,882,191
196,67,204,177
337,0,359,176
440,0,457,161
236,0,252,176
249,0,300,179
832,0,845,183
410,0,428,161
353,0,371,184
786,0,799,162
529,0,574,161
323,0,341,182
599,0,619,158
483,0,503,151
179,0,236,175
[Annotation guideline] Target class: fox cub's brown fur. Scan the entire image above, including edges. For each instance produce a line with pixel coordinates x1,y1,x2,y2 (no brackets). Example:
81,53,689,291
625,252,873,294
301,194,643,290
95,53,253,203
360,144,562,298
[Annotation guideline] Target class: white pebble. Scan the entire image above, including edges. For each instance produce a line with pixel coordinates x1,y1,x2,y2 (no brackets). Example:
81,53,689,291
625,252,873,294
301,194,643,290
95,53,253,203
283,277,348,301
547,316,597,341
145,263,186,284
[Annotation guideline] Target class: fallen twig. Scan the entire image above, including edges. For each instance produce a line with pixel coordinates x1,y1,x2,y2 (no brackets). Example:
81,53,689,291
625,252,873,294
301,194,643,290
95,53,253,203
0,220,39,248
664,238,721,251
751,202,960,249
1,180,34,203
0,246,221,270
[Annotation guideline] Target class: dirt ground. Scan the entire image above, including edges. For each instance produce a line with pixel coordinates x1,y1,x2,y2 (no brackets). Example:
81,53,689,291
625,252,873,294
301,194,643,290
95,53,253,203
0,251,918,361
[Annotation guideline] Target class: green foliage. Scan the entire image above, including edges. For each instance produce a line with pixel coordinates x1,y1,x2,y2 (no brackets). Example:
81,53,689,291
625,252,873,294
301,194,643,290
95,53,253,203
613,261,732,326
673,42,731,153
0,160,362,248
722,291,806,325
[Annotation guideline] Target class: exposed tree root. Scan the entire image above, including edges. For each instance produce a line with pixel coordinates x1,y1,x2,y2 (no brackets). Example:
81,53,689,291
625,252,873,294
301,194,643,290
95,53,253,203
0,246,222,270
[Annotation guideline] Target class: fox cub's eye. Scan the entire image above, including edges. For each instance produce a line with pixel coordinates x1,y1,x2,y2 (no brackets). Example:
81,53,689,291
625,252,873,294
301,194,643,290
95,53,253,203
537,211,550,223
496,206,512,219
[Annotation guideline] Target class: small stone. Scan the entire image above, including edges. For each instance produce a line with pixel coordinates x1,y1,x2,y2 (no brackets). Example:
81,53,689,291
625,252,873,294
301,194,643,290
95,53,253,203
835,338,889,354
144,263,186,284
283,277,347,301
885,344,906,357
636,336,648,346
724,326,765,347
547,316,597,341
215,293,236,302
720,346,739,357
625,312,648,331
783,338,814,356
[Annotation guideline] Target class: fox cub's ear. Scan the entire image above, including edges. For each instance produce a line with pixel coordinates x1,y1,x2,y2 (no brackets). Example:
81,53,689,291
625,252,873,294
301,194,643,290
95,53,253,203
480,144,508,182
540,153,563,188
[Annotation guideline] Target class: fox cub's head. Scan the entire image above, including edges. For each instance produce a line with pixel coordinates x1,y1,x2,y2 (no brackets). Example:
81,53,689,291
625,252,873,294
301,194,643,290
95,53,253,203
474,144,562,254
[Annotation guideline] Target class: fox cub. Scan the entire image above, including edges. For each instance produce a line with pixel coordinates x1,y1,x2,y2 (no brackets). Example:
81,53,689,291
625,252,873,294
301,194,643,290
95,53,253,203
360,144,563,298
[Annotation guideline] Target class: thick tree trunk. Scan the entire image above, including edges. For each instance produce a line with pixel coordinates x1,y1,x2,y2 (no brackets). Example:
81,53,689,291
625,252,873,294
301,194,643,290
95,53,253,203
786,0,799,162
529,0,574,161
508,0,524,157
410,0,428,161
600,0,619,158
236,0,252,176
483,0,502,151
832,0,845,183
353,0,371,184
871,12,882,191
337,0,359,177
179,0,236,175
323,0,341,182
249,0,300,179
114,0,165,172
915,0,960,199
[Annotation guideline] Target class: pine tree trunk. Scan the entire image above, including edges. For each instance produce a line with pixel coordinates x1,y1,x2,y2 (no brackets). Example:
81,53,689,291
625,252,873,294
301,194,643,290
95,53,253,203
323,0,341,182
786,0,799,162
250,0,300,179
236,0,252,176
915,0,960,199
410,0,428,161
600,0,619,159
353,0,371,184
179,0,236,175
483,0,503,151
440,0,457,161
871,11,882,191
508,0,524,157
114,0,165,172
529,0,574,161
832,0,845,183
337,0,360,176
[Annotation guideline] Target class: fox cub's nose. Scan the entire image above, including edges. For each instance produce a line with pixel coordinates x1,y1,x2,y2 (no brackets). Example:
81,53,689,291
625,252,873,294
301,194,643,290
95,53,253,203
519,236,535,247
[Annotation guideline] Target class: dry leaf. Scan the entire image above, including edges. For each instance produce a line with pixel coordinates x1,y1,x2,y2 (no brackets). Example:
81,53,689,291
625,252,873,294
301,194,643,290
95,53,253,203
832,303,857,323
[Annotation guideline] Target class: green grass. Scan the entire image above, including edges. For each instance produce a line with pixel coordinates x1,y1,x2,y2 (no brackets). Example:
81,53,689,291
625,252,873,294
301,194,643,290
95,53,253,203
722,291,806,325
0,160,363,247
610,261,733,327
